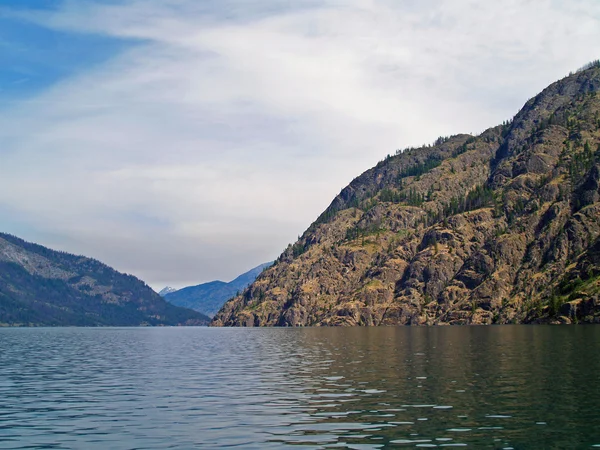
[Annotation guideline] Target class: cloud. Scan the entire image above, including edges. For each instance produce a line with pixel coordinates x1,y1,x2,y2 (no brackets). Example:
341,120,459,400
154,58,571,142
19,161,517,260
0,0,599,289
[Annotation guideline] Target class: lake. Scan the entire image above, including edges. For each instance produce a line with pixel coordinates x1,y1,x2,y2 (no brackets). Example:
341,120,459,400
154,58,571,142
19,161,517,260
1,326,599,449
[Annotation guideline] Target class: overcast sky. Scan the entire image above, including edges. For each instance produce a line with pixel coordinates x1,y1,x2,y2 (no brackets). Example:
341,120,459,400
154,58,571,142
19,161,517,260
0,0,599,290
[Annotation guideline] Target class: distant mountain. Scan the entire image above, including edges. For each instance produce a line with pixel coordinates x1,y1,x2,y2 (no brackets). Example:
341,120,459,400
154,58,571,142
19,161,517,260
164,262,273,317
214,62,600,327
158,286,178,296
0,233,210,326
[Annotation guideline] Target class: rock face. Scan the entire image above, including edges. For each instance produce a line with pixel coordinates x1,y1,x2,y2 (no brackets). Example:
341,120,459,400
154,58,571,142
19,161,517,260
164,262,273,317
213,62,600,327
0,233,210,326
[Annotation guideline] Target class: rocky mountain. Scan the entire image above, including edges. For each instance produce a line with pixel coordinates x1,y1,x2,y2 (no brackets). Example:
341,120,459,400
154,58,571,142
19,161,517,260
0,233,210,326
213,61,600,327
158,286,178,296
164,262,273,317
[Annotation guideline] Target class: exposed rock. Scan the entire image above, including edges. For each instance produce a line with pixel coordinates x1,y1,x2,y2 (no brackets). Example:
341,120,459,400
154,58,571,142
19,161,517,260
213,63,600,327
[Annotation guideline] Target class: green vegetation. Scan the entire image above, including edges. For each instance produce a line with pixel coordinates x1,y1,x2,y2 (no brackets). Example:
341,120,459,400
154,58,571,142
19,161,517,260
451,136,477,158
380,184,495,220
397,155,442,180
443,185,495,217
344,223,385,242
576,59,600,73
379,187,425,206
547,294,565,317
569,140,596,184
291,240,309,257
0,234,209,326
543,270,600,319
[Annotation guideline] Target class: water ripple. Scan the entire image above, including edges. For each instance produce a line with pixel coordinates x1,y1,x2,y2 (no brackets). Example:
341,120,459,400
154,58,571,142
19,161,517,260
1,326,600,448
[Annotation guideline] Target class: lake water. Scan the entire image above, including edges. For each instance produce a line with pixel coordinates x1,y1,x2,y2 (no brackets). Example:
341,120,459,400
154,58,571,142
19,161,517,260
1,326,599,449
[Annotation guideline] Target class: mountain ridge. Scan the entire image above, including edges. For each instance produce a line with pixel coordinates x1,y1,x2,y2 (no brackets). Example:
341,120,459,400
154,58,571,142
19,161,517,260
0,233,209,326
213,61,600,327
164,262,273,317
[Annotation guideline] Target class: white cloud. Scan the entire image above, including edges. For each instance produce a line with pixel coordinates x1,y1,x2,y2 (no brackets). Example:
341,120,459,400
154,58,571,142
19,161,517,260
1,0,599,288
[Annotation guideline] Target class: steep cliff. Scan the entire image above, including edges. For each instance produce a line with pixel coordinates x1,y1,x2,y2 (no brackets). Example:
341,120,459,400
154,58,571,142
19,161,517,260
213,62,600,326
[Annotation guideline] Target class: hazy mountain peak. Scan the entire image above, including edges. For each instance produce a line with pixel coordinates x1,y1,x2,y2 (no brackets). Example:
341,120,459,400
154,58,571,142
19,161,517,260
164,262,274,317
158,286,178,296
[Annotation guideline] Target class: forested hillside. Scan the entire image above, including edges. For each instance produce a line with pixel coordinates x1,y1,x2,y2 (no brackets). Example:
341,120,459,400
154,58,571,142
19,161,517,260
0,233,209,326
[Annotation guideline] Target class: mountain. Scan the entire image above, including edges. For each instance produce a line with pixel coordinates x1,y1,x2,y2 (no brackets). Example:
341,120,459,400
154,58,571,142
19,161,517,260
0,233,210,326
164,262,273,317
213,61,600,327
158,286,178,296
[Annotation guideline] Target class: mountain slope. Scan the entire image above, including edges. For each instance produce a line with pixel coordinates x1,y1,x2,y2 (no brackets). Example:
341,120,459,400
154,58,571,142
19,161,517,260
0,233,210,326
164,262,272,317
213,62,600,327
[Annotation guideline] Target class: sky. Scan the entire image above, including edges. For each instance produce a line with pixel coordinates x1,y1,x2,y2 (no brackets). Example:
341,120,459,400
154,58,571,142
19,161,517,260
0,0,599,291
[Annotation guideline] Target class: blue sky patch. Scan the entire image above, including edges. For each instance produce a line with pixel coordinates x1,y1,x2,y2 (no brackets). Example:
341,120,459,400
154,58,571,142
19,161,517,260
0,5,136,104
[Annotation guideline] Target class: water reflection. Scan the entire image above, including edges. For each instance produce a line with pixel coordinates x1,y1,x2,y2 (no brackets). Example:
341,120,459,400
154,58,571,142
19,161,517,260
1,326,599,449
